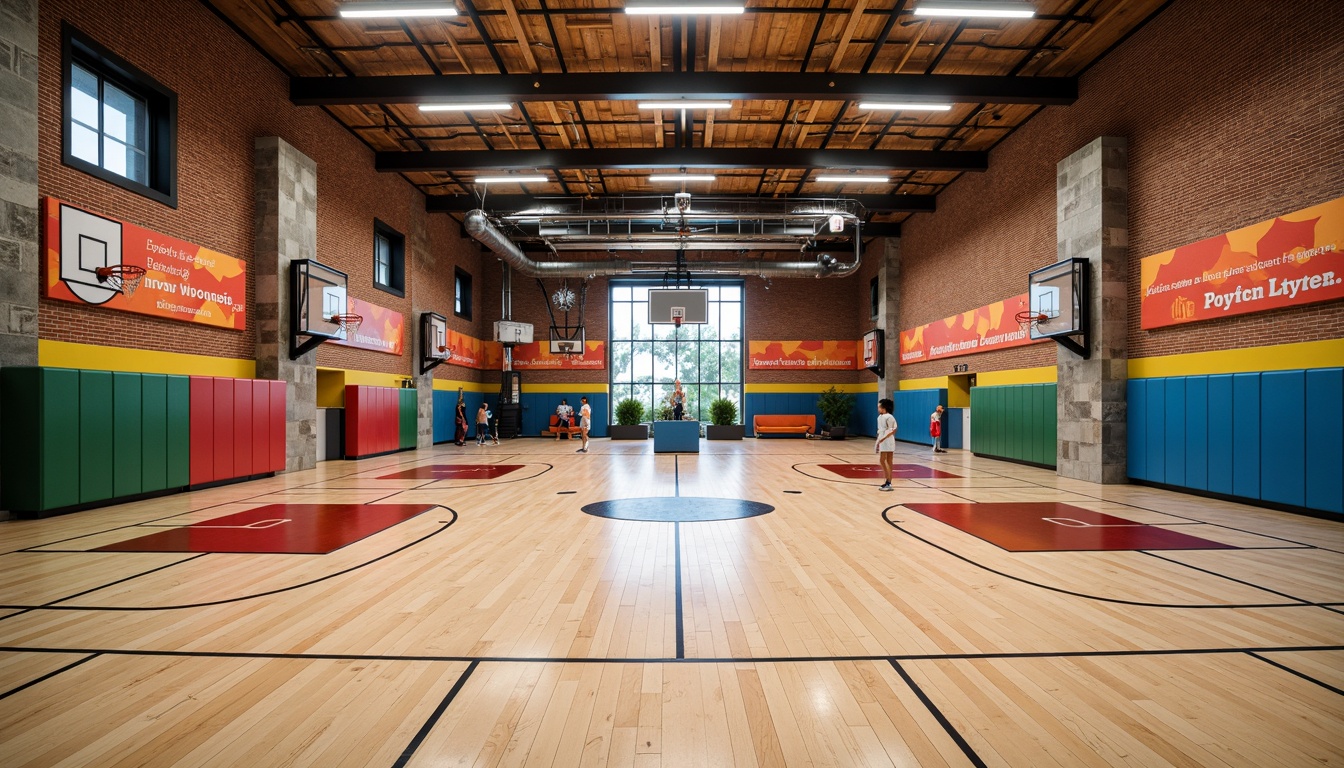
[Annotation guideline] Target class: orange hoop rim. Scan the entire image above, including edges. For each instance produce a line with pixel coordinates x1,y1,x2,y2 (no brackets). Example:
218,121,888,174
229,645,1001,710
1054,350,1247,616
328,313,364,332
94,265,148,296
1013,310,1047,325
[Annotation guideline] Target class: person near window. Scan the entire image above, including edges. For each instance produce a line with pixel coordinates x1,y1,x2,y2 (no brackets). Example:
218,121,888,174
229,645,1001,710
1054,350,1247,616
670,380,686,421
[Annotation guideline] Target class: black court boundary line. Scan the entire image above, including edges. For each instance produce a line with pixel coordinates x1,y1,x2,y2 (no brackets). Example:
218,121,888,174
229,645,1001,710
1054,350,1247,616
888,658,987,768
1246,651,1344,697
0,653,99,701
43,554,210,607
882,509,1338,610
3,643,1341,666
675,522,685,660
1140,550,1333,606
0,508,459,612
790,462,972,486
313,463,554,491
392,660,479,768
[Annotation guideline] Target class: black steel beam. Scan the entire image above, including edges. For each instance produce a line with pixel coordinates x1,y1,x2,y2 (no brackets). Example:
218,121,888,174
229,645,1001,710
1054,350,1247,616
425,193,936,214
379,147,986,173
292,72,1076,107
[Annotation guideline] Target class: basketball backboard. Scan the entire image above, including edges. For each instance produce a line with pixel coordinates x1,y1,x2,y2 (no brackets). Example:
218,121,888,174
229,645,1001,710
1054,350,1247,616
549,326,585,355
290,259,349,359
420,311,449,374
862,328,884,378
58,203,124,305
648,288,708,324
1027,258,1089,358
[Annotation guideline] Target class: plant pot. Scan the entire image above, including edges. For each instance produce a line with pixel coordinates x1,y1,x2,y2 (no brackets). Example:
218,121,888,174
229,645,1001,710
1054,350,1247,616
609,424,649,440
823,426,847,440
706,424,745,440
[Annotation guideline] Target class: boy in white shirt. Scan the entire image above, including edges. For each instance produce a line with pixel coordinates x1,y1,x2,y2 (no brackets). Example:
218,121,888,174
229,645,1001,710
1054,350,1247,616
875,398,897,491
577,396,592,453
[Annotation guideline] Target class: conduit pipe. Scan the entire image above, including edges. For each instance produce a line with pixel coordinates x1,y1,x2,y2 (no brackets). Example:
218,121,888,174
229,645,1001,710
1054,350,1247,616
464,210,861,279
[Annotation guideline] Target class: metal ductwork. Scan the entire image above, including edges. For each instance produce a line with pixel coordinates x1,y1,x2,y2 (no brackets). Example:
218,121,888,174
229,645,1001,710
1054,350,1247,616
465,206,861,279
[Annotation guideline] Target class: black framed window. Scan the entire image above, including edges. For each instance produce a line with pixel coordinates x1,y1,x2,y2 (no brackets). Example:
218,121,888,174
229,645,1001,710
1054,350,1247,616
870,276,880,319
609,281,743,423
373,220,405,296
63,25,177,207
454,268,472,319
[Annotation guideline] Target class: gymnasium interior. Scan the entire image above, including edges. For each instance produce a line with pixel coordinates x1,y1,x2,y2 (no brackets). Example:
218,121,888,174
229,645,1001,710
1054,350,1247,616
0,0,1340,765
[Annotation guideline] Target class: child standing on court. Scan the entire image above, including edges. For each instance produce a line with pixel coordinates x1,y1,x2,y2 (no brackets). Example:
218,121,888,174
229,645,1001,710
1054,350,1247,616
875,398,897,491
476,403,490,445
577,396,592,453
930,404,946,454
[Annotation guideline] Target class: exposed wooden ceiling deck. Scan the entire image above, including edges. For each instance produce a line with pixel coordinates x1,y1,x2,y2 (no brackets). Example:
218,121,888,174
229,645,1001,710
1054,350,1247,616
207,0,1169,229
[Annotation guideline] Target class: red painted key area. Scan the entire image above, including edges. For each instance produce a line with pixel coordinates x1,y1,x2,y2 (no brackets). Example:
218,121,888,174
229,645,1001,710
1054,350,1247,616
821,464,962,479
903,502,1237,552
94,504,437,554
378,464,524,480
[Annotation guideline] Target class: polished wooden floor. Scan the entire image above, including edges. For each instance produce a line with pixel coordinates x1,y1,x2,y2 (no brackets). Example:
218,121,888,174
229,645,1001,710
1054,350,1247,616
0,438,1340,767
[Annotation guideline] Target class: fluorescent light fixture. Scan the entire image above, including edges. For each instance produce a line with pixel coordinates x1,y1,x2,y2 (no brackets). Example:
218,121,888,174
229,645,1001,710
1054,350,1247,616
859,102,953,111
814,175,891,184
475,175,548,184
913,1,1035,18
648,174,716,182
625,2,745,15
637,101,732,110
419,103,512,112
339,3,459,18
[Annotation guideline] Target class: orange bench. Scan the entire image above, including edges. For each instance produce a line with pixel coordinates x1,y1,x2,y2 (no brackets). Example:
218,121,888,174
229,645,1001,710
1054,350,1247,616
753,414,815,438
545,414,582,439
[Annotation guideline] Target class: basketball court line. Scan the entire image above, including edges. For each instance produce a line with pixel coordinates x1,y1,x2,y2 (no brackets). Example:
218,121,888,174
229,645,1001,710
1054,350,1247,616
391,659,480,768
0,509,459,612
1140,550,1340,605
881,508,1335,609
888,658,987,768
1246,651,1344,697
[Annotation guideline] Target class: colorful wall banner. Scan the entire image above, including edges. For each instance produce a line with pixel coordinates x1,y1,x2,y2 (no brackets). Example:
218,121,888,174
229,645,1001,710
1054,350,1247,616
439,328,502,369
42,198,247,330
1140,196,1344,329
511,341,607,370
899,294,1042,364
748,341,859,370
330,296,404,355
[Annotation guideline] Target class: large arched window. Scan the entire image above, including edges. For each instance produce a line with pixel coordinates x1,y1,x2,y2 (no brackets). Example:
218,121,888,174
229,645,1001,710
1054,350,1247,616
609,281,743,422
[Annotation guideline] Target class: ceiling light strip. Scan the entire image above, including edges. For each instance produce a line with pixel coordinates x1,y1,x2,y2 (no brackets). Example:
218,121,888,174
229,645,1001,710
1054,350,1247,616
912,1,1035,18
476,175,549,184
814,175,891,183
339,3,459,18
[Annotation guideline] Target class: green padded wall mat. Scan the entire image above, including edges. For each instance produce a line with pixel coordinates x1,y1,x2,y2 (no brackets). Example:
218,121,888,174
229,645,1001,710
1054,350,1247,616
141,374,168,493
971,383,1057,467
0,367,41,512
79,370,114,504
113,372,143,499
399,389,417,449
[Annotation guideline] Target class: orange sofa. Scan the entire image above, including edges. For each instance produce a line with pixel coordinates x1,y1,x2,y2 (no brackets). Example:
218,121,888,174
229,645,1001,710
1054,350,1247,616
545,414,582,439
752,414,816,438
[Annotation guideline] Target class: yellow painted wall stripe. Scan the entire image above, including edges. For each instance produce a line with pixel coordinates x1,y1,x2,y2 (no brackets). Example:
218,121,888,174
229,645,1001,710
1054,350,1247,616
745,382,878,394
1129,339,1344,379
523,383,610,394
898,376,949,391
433,379,494,393
977,366,1057,386
39,340,255,378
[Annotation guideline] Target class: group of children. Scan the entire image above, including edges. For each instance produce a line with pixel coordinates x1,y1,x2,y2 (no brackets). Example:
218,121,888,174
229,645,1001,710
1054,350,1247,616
873,400,947,491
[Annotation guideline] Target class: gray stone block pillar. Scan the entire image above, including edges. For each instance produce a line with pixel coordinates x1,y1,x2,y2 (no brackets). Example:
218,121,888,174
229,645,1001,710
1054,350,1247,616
876,237,901,400
254,137,319,472
0,0,39,367
1056,136,1128,484
410,203,434,449
0,0,39,516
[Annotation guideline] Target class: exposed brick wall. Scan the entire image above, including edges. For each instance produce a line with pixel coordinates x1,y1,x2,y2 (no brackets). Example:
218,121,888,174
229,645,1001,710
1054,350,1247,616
899,0,1344,378
421,214,489,385
744,269,864,385
35,0,472,377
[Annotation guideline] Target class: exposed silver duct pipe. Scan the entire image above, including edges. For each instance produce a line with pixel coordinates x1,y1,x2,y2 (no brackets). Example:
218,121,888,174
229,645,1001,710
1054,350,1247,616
465,209,861,279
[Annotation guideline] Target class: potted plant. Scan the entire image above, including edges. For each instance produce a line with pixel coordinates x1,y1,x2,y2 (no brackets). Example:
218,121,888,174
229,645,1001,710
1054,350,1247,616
816,386,855,440
706,398,744,440
610,398,649,440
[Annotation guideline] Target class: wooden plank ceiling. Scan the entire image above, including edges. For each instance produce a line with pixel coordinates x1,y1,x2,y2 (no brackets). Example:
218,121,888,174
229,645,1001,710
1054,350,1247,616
207,0,1167,230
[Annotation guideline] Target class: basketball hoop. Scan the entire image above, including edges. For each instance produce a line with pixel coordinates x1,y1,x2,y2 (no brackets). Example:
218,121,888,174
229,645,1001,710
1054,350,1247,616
95,265,148,297
673,316,682,328
1014,310,1048,330
329,313,364,335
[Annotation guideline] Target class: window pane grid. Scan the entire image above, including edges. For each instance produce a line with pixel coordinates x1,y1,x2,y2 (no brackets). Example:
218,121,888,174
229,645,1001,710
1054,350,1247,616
69,65,149,183
609,283,743,423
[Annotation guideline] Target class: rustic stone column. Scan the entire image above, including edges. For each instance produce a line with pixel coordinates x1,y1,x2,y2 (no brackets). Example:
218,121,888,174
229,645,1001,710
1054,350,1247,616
410,202,434,449
0,0,40,515
1056,136,1128,483
254,137,318,472
876,237,901,400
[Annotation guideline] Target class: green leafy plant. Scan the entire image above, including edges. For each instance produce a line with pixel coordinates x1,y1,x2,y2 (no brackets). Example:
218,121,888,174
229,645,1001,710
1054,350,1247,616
708,398,738,426
657,403,675,421
615,398,645,426
816,386,855,430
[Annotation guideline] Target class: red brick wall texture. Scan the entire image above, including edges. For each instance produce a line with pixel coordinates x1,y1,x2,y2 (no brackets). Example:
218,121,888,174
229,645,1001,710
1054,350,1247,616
898,0,1344,381
36,0,1342,387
